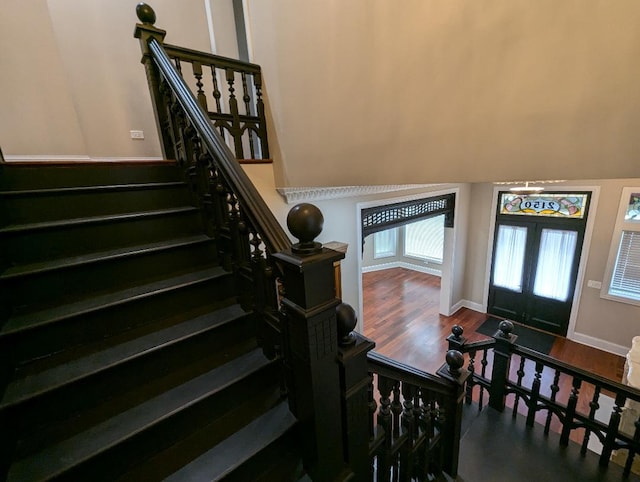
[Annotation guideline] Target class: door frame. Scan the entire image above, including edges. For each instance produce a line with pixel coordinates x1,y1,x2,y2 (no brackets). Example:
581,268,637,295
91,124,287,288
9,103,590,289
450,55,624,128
482,184,600,340
356,187,461,333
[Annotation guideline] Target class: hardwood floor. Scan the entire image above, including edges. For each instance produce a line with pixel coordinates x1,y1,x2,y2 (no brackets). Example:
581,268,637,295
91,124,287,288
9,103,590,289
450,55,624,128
362,267,625,383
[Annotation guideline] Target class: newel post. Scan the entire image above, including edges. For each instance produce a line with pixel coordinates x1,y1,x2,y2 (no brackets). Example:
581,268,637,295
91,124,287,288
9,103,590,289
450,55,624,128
134,3,175,160
336,303,375,481
437,350,470,478
273,203,346,481
488,320,517,411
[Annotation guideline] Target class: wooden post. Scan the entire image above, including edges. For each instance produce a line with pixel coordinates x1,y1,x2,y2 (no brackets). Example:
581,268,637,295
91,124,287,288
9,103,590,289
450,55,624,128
436,350,470,478
273,203,347,482
336,304,375,482
134,4,175,161
488,320,517,411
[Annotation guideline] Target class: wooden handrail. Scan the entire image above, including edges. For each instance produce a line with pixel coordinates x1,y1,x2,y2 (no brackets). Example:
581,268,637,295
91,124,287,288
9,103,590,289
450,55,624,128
163,44,261,73
514,345,640,403
145,37,290,254
368,350,457,397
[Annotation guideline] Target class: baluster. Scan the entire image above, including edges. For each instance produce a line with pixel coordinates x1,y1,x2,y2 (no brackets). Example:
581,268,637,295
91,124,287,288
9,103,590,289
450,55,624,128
253,72,269,158
560,376,582,446
209,65,225,137
526,362,543,427
368,373,377,480
192,61,208,110
400,383,417,482
225,68,244,158
466,349,476,405
513,355,527,418
241,72,256,159
174,57,183,76
419,392,436,480
624,417,640,477
377,375,393,482
581,386,601,455
479,348,489,410
390,381,402,480
600,393,626,466
544,369,561,435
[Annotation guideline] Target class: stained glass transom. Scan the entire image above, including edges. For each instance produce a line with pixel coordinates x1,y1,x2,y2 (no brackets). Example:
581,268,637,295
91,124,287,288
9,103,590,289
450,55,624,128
499,193,588,219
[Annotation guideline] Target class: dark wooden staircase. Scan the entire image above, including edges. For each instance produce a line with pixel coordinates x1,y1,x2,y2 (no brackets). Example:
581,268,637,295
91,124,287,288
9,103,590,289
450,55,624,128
0,162,301,481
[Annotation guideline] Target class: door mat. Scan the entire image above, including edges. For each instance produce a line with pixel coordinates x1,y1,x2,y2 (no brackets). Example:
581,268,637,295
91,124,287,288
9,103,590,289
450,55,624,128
476,317,556,355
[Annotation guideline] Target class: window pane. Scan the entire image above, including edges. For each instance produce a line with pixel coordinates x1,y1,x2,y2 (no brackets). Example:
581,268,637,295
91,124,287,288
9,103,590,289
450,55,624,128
403,215,445,262
493,225,528,292
373,228,397,259
609,230,640,301
533,229,578,301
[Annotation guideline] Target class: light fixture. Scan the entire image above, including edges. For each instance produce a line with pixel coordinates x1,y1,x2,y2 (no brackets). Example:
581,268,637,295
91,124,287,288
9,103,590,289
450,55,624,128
509,181,544,194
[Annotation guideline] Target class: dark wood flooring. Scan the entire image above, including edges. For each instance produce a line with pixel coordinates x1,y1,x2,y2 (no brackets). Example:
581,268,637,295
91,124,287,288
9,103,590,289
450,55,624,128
362,267,625,385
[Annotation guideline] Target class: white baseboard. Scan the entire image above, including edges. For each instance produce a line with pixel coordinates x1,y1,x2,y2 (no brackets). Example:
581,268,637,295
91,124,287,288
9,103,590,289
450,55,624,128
4,155,163,163
569,332,629,357
362,261,441,277
462,300,486,313
449,299,485,316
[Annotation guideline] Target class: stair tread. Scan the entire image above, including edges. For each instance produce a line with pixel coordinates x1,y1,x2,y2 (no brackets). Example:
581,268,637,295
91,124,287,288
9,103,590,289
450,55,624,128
1,266,227,337
0,181,185,197
0,206,198,234
164,401,296,482
0,234,212,280
1,304,247,409
7,349,272,482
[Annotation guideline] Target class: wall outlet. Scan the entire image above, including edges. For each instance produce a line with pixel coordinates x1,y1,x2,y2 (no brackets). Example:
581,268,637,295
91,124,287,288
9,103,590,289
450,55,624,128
587,280,602,289
130,130,144,139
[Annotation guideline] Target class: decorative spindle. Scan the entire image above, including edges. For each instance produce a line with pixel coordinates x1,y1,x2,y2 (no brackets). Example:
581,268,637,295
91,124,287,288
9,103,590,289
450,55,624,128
581,385,601,455
336,303,357,346
286,203,324,255
544,369,561,435
513,356,527,418
192,62,208,110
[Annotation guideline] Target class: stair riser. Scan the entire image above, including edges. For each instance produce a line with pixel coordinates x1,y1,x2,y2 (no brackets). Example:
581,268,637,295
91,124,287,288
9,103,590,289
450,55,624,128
9,315,259,453
1,275,236,365
0,210,205,267
1,241,218,311
229,428,301,482
0,185,192,226
13,362,281,482
0,164,182,191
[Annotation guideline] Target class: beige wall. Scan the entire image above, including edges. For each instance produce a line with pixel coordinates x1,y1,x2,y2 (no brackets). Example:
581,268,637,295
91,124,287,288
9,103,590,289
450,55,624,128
0,0,86,156
1,0,212,159
244,165,469,328
247,0,640,186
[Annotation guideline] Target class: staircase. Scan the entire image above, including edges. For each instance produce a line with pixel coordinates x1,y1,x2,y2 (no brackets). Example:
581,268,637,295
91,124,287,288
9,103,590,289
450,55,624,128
0,162,302,481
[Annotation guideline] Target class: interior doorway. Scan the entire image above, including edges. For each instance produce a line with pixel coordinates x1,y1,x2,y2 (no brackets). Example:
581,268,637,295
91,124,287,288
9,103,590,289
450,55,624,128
487,191,591,336
356,190,457,335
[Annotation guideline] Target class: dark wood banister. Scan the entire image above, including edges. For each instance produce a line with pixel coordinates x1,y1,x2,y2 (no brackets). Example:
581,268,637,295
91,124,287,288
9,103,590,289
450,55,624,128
144,37,290,255
163,44,261,73
514,345,640,404
368,350,457,396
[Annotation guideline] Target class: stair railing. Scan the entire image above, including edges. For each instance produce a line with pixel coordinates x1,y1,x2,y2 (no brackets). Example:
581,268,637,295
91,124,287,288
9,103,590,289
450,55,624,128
135,6,352,480
450,322,640,478
335,305,469,482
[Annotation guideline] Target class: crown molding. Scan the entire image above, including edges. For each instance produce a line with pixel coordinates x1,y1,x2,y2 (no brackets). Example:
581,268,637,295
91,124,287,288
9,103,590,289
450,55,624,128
277,184,438,204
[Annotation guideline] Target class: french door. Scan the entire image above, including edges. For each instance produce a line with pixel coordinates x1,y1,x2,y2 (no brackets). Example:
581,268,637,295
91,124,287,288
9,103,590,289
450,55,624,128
487,192,590,335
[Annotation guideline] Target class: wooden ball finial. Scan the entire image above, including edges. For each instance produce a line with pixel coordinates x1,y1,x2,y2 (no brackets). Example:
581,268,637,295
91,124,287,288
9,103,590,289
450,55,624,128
136,3,156,25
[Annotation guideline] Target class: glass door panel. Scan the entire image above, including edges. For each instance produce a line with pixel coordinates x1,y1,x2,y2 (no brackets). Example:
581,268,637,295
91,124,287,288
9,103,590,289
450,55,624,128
532,229,578,302
492,225,528,292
